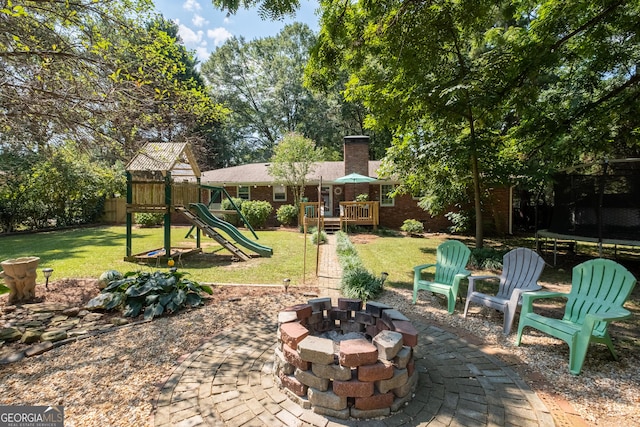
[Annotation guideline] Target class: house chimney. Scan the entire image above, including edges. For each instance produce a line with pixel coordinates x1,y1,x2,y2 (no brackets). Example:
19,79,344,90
343,135,371,200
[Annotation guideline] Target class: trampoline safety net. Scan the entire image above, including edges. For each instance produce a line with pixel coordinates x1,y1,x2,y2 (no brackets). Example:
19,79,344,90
549,160,640,241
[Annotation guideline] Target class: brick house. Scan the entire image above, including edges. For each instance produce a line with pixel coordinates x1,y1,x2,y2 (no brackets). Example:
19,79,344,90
201,135,512,233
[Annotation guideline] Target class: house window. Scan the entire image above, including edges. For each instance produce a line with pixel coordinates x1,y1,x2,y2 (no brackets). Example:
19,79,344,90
380,184,395,207
273,185,286,202
238,185,250,200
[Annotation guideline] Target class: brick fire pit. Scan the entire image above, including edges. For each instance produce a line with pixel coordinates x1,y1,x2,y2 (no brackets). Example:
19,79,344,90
274,297,419,420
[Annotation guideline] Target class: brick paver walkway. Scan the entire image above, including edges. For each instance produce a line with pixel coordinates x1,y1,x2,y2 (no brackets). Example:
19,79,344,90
153,235,557,426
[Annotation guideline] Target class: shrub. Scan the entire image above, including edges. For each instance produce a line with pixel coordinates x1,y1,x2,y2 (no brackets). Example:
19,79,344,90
97,269,123,289
469,247,507,270
240,200,273,228
400,219,424,235
340,267,384,301
276,204,298,226
86,270,213,320
221,197,243,225
309,226,328,245
335,231,385,301
135,212,164,227
335,231,357,255
445,211,472,234
339,253,364,271
355,193,369,202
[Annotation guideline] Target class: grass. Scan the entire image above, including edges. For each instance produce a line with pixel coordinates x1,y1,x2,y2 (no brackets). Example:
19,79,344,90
0,225,319,286
351,231,640,289
2,225,639,298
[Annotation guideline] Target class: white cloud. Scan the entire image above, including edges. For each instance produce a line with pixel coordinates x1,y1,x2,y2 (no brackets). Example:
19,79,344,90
183,0,201,12
192,14,208,27
195,45,210,62
178,23,204,45
208,27,233,46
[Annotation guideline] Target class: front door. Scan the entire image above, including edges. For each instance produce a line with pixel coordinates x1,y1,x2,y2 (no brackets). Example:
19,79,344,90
321,186,333,217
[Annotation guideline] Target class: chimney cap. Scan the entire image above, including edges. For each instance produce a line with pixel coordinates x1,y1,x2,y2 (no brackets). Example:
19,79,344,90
343,135,370,143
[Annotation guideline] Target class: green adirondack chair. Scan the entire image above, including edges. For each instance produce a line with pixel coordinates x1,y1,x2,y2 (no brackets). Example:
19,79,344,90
515,258,637,375
413,240,471,313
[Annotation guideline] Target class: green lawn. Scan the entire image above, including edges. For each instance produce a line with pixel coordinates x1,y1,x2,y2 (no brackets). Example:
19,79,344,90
3,225,638,292
0,226,319,286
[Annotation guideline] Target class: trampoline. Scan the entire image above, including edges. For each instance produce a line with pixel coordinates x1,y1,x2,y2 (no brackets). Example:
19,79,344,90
536,158,640,265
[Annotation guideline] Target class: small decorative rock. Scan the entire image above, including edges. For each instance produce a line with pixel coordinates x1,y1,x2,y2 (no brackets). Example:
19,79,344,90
40,329,68,343
111,318,129,326
24,341,54,357
20,330,42,344
62,307,81,317
0,327,22,342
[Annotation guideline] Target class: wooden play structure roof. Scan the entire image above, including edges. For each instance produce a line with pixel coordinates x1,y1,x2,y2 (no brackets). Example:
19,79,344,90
126,142,201,179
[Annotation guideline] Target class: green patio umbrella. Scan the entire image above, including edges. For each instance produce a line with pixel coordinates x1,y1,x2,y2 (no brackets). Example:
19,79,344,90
335,172,377,184
335,173,377,199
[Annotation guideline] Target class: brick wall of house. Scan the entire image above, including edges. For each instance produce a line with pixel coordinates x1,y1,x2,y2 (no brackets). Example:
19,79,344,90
369,187,454,232
484,186,511,235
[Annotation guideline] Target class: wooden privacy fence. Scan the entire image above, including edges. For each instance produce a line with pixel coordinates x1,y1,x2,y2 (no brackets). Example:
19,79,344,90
102,198,127,224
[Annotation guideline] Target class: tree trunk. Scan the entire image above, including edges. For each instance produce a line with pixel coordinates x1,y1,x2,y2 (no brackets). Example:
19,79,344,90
471,152,484,249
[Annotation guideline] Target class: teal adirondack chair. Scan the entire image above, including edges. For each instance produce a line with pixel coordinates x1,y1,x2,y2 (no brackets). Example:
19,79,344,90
515,258,637,375
413,240,471,313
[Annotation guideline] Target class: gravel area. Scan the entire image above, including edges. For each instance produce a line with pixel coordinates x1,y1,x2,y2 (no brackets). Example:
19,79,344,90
1,278,639,426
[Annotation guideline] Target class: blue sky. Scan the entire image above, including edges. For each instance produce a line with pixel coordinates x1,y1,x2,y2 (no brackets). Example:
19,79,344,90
152,0,320,62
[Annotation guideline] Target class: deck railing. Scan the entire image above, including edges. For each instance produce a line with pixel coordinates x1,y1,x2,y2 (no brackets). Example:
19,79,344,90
299,202,324,228
298,201,379,230
339,201,379,230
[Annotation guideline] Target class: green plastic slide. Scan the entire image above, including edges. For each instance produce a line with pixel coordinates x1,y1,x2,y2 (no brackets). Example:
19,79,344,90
190,203,273,257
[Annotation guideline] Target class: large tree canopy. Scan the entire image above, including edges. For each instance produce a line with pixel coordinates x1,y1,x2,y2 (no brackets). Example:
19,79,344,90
304,0,639,247
201,22,380,164
1,1,227,161
268,132,325,207
0,1,228,231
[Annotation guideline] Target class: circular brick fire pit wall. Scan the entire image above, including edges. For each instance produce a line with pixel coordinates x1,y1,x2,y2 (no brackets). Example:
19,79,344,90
274,297,419,420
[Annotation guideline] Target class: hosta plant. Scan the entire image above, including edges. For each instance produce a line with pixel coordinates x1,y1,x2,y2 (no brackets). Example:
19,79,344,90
87,270,213,320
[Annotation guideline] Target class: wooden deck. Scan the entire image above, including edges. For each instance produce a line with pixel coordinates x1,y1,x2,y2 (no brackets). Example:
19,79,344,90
299,201,379,232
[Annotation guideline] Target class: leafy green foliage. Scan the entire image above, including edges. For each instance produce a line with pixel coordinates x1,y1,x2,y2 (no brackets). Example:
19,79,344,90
240,201,273,229
445,212,472,235
276,204,298,226
335,231,384,301
98,270,124,290
308,227,328,245
340,267,384,302
268,132,325,207
221,197,244,225
135,213,164,228
469,248,508,271
87,270,213,321
400,219,424,236
308,0,640,249
0,144,125,232
201,23,377,164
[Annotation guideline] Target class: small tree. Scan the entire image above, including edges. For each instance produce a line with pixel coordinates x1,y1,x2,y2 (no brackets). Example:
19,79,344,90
268,132,324,207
